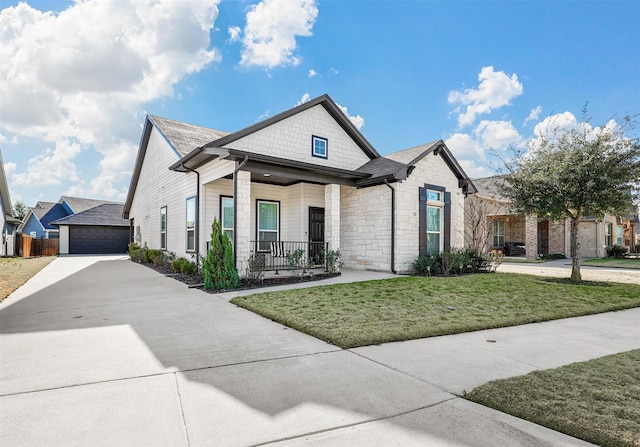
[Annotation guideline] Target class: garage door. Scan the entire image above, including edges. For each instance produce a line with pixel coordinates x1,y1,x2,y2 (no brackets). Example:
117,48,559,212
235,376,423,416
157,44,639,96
69,226,130,254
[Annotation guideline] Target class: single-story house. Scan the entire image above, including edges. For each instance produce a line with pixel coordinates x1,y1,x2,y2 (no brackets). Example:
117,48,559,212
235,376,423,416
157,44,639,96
19,201,67,239
52,203,130,254
1,150,21,256
466,176,638,258
123,94,477,275
19,196,116,240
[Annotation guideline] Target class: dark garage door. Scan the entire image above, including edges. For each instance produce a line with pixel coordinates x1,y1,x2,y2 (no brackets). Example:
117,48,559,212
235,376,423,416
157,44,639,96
69,226,130,254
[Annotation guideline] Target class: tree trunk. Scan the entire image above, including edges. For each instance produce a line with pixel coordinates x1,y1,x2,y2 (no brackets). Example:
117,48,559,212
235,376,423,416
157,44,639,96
570,216,581,282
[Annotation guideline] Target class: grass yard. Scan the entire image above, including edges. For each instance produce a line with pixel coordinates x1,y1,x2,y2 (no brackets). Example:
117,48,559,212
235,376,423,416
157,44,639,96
583,257,640,269
231,273,640,349
0,256,56,301
466,350,640,447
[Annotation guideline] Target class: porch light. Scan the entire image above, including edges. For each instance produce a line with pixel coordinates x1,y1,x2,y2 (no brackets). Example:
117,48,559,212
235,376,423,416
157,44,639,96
263,173,270,177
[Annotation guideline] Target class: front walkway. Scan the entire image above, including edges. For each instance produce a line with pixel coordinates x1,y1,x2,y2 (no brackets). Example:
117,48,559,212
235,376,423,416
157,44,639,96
1,256,637,446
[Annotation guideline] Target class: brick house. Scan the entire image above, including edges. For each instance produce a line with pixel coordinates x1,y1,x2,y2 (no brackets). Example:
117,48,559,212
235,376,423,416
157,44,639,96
123,94,477,275
467,176,638,258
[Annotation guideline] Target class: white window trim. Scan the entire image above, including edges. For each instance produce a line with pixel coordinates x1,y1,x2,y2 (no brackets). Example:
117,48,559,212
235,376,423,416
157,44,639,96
312,135,328,159
493,218,505,247
257,200,279,251
186,197,196,252
160,206,167,250
221,196,234,243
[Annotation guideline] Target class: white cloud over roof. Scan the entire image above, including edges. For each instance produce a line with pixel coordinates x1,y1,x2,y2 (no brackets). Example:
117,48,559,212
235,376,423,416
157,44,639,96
239,0,318,68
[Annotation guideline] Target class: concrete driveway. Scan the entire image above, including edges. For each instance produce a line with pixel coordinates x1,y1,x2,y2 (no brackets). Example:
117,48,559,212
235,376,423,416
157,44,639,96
1,256,637,446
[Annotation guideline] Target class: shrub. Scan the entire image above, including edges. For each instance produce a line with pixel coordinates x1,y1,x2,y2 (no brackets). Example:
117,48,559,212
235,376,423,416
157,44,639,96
487,249,504,271
128,243,140,256
143,249,163,264
463,247,487,273
152,252,171,268
129,243,144,263
203,219,239,290
606,244,628,259
326,249,343,274
172,257,197,275
412,253,441,276
541,253,566,260
286,248,307,278
246,252,266,284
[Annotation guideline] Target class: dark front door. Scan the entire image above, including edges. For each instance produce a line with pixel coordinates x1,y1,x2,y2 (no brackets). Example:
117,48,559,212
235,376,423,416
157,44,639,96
308,207,325,265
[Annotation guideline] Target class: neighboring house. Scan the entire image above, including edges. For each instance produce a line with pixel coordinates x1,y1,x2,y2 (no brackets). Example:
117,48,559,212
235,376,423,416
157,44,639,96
19,202,68,239
467,176,638,258
52,204,130,254
124,94,476,275
1,150,21,256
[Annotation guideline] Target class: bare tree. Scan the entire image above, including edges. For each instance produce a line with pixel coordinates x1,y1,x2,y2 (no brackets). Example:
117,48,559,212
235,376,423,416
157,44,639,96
465,194,500,254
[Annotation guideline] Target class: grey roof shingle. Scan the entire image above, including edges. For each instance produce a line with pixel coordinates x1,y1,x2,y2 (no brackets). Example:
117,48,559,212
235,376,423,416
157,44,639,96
149,115,229,157
471,176,508,201
52,204,129,227
385,141,440,165
61,196,117,214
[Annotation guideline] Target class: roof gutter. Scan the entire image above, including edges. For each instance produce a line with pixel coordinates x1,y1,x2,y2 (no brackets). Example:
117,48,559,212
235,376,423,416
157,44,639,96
233,155,249,267
383,178,396,274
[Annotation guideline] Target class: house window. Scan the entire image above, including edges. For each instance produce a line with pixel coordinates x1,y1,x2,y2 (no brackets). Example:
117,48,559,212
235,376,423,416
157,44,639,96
426,189,444,254
493,219,505,247
604,223,613,247
186,197,196,252
616,226,624,246
221,196,234,242
257,200,279,251
160,206,167,250
427,190,441,201
312,135,328,159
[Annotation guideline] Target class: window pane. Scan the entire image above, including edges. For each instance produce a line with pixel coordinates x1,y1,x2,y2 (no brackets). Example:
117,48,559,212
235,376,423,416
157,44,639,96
427,233,440,255
427,206,440,232
187,231,195,251
427,190,441,201
161,208,167,232
186,198,195,230
222,198,234,228
224,229,233,241
258,202,278,231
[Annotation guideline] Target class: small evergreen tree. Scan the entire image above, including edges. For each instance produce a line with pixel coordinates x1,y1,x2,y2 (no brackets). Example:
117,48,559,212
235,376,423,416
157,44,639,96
203,219,239,290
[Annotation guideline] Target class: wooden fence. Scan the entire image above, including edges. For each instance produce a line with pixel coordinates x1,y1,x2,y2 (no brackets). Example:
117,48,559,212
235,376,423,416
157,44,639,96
17,234,59,257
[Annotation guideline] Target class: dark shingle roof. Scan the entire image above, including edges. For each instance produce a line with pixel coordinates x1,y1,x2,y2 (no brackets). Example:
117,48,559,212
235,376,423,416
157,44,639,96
61,196,117,214
149,115,229,157
52,204,129,227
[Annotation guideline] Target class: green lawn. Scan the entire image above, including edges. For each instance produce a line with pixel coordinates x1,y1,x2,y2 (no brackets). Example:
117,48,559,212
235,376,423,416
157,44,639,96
583,257,640,269
231,273,640,349
466,350,640,447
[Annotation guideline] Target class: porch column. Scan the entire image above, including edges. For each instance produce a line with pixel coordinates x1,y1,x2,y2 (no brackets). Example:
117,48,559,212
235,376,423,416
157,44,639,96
325,183,340,254
525,214,538,259
235,170,251,276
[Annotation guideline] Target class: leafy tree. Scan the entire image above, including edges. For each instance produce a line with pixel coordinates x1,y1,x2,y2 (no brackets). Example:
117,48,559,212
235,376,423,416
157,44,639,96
203,218,239,290
501,112,640,281
13,200,27,221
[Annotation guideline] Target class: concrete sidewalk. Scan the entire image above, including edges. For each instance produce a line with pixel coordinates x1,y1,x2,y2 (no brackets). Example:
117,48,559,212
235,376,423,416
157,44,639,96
498,258,640,284
1,256,637,446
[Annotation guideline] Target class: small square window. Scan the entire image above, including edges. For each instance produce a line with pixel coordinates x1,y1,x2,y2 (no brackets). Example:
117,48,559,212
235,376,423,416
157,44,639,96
427,190,441,201
312,135,328,159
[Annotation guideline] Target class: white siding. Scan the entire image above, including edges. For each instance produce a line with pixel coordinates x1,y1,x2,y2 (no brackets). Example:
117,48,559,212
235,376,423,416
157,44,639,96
128,127,197,259
223,105,371,171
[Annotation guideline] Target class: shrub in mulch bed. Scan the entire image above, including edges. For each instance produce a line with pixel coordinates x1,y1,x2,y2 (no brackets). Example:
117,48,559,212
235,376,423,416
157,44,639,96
138,261,340,293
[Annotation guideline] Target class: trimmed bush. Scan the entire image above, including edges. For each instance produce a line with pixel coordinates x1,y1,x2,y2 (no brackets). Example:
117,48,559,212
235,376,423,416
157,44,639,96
143,249,163,264
172,257,197,275
606,244,628,259
203,219,239,290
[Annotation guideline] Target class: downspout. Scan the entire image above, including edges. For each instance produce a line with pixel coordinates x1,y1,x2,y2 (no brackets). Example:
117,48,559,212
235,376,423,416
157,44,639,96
182,163,200,262
384,178,396,274
233,155,249,266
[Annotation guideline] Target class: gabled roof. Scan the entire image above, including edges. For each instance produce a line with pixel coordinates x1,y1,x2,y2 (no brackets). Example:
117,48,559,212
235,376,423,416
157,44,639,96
471,176,509,202
60,196,117,214
38,204,69,230
149,115,229,157
171,94,380,172
52,203,128,227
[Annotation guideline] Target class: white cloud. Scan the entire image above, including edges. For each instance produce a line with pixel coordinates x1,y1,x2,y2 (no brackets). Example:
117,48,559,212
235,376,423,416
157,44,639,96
448,66,524,128
474,120,522,150
445,132,485,158
228,25,241,42
337,103,364,130
0,0,221,196
308,69,318,78
523,105,542,126
329,67,339,75
12,140,81,187
296,93,311,105
239,0,318,68
4,161,16,178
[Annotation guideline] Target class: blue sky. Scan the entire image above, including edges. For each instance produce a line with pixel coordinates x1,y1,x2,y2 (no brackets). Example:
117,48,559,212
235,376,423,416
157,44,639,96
1,0,639,207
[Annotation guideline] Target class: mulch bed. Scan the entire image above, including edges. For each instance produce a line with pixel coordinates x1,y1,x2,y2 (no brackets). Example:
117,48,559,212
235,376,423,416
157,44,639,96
136,261,340,293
